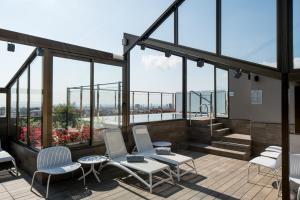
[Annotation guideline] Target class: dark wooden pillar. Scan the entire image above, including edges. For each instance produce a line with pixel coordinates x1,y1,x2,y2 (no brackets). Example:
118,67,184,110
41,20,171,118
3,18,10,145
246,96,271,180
42,49,53,148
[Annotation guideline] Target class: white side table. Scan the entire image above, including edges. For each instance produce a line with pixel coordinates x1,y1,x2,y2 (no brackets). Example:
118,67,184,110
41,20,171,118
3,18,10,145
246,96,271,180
78,155,107,183
152,141,172,148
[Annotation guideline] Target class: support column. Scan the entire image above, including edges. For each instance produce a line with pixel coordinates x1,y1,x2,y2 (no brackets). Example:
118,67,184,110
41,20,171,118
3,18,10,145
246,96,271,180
182,58,187,119
42,49,53,148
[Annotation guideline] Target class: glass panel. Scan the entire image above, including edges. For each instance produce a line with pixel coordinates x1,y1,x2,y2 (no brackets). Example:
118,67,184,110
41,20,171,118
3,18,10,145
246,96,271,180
0,42,35,87
294,0,300,68
18,69,28,144
222,0,277,67
93,63,122,145
10,83,17,138
187,60,214,119
130,47,182,123
179,0,216,52
52,57,90,146
0,93,6,118
29,56,43,149
216,68,228,118
151,14,174,43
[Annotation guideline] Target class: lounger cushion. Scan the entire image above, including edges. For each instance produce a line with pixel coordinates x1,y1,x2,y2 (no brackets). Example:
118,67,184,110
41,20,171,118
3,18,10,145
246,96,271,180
39,162,81,175
249,156,277,169
138,150,192,165
260,151,281,159
155,147,171,155
126,155,144,162
115,156,169,174
0,151,14,162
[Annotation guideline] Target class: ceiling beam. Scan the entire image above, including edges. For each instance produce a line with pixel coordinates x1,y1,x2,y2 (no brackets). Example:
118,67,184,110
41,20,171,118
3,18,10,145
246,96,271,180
0,28,125,65
124,33,281,79
123,0,185,54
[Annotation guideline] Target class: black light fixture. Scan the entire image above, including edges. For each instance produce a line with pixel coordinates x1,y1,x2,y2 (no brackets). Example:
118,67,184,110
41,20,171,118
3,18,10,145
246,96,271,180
197,59,205,68
234,68,243,79
254,75,259,82
122,38,128,46
165,51,171,58
36,47,44,56
140,45,146,50
248,72,251,80
7,43,15,52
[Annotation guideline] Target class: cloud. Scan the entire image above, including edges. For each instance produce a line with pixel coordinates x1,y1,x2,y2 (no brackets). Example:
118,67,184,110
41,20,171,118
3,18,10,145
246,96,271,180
295,57,300,68
141,54,181,70
261,61,277,68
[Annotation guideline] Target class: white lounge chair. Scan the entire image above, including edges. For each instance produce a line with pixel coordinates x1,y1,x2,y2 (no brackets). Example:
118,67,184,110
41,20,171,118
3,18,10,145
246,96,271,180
248,152,282,195
265,145,282,153
103,128,174,193
30,146,85,198
0,140,18,176
260,151,281,159
290,154,300,200
132,125,197,181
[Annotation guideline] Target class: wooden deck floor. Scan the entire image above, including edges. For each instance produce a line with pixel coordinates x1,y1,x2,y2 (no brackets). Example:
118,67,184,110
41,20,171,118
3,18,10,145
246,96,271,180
0,150,282,200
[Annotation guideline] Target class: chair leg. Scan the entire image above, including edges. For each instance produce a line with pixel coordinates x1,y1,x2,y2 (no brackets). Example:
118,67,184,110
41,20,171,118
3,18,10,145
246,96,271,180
11,159,18,176
169,168,174,184
149,173,152,193
192,160,197,174
176,165,180,182
80,167,86,187
274,170,281,196
297,186,300,200
46,174,51,199
30,171,38,191
247,163,252,183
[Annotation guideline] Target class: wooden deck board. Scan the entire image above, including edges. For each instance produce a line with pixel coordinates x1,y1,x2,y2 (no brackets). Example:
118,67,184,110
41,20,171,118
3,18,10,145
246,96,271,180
0,150,282,200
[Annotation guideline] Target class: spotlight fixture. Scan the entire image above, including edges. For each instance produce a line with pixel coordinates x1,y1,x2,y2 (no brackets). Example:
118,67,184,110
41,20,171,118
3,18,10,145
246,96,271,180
254,75,259,82
7,43,15,52
234,68,242,79
197,59,205,68
248,72,251,80
140,45,146,50
165,51,171,58
36,47,44,56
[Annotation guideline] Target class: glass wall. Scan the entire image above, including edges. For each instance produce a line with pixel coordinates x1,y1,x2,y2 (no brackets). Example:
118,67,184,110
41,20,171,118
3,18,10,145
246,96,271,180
294,0,300,68
18,69,28,144
0,93,6,118
216,68,229,118
151,14,174,43
93,63,122,145
10,83,17,139
187,61,214,119
52,57,90,146
179,0,216,52
222,0,277,67
130,47,182,123
29,57,43,149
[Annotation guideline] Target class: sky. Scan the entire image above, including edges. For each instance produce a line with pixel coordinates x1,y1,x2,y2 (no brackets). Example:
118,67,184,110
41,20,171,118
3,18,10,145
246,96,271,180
0,0,299,106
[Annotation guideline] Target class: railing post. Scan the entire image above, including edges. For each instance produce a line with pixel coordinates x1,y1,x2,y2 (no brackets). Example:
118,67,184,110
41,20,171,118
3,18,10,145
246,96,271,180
80,86,83,117
161,92,163,120
132,91,135,123
200,93,202,116
66,88,70,129
96,85,100,117
118,81,121,127
147,92,150,122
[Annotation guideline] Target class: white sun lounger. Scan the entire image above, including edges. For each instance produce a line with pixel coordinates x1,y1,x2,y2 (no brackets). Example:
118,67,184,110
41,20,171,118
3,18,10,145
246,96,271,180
132,125,197,181
103,128,173,193
0,140,18,176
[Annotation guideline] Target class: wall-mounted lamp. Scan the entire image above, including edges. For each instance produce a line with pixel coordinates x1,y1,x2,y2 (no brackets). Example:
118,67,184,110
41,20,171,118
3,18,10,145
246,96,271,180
140,45,146,50
234,68,243,79
36,47,44,56
7,43,15,52
254,75,259,82
248,72,251,80
122,38,128,46
197,59,205,68
165,51,171,58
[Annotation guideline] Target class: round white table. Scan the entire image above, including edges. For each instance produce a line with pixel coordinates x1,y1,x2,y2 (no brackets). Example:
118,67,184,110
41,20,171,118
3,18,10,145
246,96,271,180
78,155,107,183
152,141,172,148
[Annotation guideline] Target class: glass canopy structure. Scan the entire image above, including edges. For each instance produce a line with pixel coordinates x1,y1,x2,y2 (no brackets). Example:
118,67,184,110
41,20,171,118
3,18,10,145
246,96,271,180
0,0,299,199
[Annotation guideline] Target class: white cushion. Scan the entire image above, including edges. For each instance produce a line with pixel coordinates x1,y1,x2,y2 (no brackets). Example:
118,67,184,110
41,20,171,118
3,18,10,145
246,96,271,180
139,150,192,165
0,150,14,163
290,177,300,185
114,156,169,174
39,162,81,175
265,147,281,153
260,151,281,159
249,156,277,169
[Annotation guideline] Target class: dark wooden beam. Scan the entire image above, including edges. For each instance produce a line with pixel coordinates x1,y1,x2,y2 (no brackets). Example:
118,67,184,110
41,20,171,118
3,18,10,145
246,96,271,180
0,88,7,93
182,58,187,119
124,33,281,79
42,49,53,148
0,28,124,64
123,0,185,54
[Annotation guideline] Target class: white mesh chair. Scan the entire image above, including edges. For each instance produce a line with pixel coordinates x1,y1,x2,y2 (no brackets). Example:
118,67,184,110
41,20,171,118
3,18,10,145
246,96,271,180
0,140,18,176
248,152,282,195
30,146,85,198
290,154,300,200
103,128,173,193
132,125,197,181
